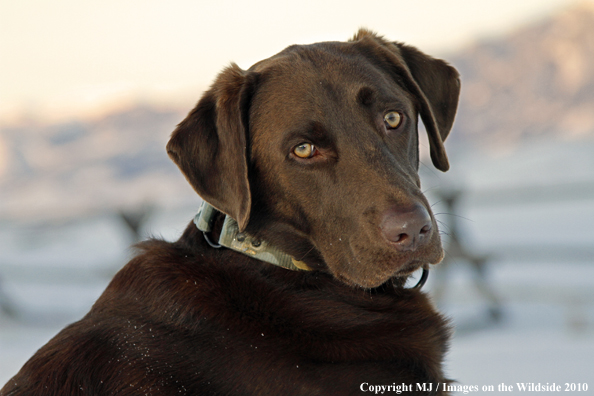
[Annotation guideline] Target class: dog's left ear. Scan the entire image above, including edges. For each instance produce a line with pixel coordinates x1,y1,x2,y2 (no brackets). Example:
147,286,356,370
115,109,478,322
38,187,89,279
352,30,460,171
396,42,460,171
167,64,257,231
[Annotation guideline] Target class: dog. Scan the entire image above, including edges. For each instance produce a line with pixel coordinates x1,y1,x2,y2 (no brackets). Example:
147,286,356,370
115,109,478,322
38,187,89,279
2,29,460,395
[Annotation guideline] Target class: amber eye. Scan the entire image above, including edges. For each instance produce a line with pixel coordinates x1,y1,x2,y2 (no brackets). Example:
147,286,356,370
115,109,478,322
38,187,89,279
384,111,402,129
293,143,316,159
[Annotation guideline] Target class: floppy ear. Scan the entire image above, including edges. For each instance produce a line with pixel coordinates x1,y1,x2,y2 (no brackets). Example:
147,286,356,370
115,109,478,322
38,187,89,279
352,29,460,171
395,43,460,171
167,64,257,231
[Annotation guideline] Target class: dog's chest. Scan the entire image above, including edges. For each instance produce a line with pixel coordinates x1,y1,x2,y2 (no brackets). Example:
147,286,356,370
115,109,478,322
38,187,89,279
181,266,450,394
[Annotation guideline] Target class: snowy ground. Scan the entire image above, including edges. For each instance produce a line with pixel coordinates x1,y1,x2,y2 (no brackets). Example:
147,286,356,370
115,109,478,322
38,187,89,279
435,260,594,394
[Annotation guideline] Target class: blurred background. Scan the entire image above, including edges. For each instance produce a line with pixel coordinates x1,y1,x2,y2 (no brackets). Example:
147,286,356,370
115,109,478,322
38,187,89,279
1,0,593,392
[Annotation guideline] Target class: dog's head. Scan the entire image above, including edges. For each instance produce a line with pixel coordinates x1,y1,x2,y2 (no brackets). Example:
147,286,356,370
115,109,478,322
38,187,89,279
167,29,460,288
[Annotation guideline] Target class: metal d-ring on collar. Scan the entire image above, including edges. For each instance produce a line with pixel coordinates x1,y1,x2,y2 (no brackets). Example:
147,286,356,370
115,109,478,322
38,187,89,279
194,202,222,248
413,267,429,289
203,232,222,248
193,201,429,289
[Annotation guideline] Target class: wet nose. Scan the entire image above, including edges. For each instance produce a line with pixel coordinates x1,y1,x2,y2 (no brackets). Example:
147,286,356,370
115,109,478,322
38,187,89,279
380,204,433,252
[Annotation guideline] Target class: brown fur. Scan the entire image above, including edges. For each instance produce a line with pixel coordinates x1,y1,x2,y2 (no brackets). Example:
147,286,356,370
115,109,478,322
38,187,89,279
2,29,460,395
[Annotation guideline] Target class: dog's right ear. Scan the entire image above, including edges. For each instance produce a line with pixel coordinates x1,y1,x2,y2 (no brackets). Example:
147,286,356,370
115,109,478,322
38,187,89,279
167,64,257,231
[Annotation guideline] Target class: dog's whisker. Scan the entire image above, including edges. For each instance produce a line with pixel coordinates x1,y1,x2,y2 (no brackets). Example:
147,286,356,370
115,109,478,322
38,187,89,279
439,245,455,260
433,212,473,222
421,186,441,194
430,200,444,208
419,160,440,177
435,218,452,230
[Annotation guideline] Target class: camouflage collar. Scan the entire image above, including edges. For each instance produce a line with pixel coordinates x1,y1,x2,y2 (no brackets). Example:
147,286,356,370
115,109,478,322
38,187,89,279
194,201,312,271
193,201,428,288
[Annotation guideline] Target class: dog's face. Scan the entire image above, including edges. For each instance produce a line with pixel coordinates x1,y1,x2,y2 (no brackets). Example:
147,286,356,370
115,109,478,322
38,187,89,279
168,29,460,288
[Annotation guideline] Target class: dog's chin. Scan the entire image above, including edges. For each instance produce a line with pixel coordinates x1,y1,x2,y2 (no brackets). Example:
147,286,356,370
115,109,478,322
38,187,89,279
334,262,421,289
331,248,444,289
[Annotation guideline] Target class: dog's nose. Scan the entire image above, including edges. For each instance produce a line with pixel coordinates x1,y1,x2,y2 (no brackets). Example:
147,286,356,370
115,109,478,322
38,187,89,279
380,204,432,251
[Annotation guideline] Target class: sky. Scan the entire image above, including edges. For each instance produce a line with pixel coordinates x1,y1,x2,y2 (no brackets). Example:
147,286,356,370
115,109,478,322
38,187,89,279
0,0,575,123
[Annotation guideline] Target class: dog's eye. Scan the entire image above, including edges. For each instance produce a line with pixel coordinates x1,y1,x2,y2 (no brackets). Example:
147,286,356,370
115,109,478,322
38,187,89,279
293,143,316,159
384,111,402,129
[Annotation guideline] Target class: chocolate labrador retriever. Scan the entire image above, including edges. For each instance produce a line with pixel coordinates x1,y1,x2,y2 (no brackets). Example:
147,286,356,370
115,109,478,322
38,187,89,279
2,29,460,395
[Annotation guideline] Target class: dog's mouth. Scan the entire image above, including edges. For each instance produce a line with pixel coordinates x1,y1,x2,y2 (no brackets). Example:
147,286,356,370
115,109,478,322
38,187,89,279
317,220,444,289
334,256,436,289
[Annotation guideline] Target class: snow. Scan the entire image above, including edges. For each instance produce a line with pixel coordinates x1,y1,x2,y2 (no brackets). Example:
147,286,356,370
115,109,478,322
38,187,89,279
436,262,594,394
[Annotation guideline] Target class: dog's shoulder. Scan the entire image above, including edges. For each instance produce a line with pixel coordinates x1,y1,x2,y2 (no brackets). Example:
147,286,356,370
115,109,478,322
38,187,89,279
3,225,451,395
123,229,451,370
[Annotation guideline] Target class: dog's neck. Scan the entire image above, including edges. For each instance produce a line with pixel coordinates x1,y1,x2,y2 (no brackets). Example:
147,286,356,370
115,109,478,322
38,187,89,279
193,201,429,289
194,201,312,271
